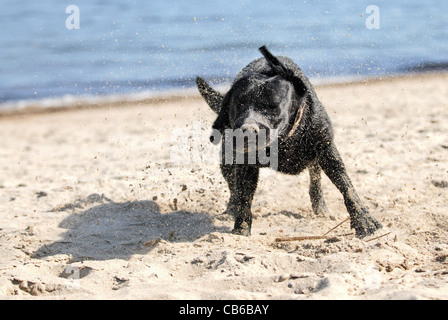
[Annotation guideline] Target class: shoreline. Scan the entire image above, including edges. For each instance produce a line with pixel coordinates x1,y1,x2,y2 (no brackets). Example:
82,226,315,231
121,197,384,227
1,71,447,119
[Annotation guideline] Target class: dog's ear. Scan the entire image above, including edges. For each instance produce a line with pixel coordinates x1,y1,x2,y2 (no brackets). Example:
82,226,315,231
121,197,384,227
195,76,232,144
259,46,307,97
209,87,234,144
196,77,224,114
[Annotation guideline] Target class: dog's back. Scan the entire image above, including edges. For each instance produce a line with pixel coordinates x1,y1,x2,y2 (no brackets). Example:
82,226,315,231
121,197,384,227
235,56,312,92
231,56,335,171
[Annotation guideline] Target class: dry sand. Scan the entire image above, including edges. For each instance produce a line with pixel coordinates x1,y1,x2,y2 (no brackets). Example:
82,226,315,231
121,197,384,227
0,73,447,299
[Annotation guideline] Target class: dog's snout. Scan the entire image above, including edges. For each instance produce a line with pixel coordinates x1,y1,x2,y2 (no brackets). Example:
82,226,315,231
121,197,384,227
241,123,260,135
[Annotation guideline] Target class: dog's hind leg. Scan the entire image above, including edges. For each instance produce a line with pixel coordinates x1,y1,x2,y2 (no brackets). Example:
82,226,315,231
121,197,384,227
308,159,329,215
317,143,382,238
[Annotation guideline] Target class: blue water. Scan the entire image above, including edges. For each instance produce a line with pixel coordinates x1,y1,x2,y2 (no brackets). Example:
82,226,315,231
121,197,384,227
1,0,447,108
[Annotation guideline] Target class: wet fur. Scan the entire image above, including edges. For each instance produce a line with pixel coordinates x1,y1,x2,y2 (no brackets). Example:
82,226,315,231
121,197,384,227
196,47,382,238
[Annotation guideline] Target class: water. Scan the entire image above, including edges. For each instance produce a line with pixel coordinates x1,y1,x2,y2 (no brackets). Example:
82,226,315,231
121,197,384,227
1,0,447,109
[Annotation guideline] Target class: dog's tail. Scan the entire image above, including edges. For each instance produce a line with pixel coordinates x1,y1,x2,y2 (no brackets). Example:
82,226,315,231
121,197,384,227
259,46,295,79
259,45,307,96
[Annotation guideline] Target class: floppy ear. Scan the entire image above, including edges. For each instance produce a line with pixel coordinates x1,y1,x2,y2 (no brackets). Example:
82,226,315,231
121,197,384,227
259,46,307,97
209,87,234,144
196,77,224,114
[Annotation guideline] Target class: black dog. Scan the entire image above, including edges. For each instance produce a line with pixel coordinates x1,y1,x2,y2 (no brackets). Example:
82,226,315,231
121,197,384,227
196,46,382,238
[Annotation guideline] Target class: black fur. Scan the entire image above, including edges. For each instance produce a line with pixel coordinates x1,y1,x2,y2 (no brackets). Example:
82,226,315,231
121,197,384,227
196,46,382,238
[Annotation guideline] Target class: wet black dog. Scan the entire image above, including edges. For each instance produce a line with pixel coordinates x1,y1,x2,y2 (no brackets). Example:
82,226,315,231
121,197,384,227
196,46,382,238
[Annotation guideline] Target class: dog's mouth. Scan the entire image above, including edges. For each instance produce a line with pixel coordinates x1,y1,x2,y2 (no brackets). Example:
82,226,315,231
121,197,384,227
232,127,278,154
241,138,268,153
218,126,279,167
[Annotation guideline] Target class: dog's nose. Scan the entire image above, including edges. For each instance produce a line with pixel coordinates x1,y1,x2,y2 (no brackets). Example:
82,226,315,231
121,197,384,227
241,123,260,135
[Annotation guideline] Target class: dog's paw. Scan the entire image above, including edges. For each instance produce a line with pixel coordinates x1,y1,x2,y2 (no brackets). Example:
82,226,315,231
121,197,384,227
352,213,382,239
312,199,329,216
215,211,232,221
231,222,251,236
231,228,251,236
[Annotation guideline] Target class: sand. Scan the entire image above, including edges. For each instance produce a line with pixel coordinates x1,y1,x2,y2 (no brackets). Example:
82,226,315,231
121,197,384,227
0,73,447,299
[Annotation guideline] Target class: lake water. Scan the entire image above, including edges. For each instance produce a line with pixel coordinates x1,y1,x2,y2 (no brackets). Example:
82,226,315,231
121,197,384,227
1,0,447,109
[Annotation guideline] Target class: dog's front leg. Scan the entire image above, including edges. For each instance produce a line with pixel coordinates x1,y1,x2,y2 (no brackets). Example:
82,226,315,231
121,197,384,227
318,143,382,238
230,165,259,236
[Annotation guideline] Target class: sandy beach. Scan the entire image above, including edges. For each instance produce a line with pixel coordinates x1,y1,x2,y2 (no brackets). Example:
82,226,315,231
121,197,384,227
0,72,447,299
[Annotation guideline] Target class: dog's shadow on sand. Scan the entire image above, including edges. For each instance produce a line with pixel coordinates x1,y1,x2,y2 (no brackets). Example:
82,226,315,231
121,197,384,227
33,195,229,262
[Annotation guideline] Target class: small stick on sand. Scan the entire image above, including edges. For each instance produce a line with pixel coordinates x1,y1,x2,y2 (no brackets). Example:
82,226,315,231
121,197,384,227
275,232,354,242
274,217,352,242
365,231,391,242
321,217,350,236
275,235,328,242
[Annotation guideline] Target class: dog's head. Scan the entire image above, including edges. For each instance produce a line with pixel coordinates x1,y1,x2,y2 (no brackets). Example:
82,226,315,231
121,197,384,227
197,46,308,151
